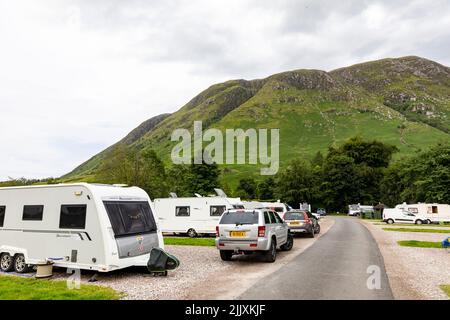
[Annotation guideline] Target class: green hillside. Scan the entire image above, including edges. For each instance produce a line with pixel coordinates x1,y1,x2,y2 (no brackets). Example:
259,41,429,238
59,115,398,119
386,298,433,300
63,56,450,187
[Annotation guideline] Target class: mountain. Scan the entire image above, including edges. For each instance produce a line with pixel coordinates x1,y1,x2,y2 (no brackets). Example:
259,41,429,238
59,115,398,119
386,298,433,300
64,56,450,186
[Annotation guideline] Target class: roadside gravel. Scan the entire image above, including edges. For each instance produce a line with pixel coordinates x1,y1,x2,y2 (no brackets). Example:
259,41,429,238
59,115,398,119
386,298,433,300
53,245,231,300
361,220,450,300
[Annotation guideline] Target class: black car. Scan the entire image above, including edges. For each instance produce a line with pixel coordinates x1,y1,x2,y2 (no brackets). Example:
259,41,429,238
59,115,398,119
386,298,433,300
282,210,321,238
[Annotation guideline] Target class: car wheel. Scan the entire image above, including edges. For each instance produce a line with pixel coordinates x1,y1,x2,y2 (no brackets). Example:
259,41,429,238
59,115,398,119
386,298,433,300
187,228,197,238
13,254,31,273
315,224,321,234
426,219,432,225
387,219,394,224
280,234,294,251
0,253,14,272
219,250,233,261
415,220,423,225
264,239,277,263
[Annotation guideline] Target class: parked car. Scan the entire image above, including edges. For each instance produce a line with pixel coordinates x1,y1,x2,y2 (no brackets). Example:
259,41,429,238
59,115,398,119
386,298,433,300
317,208,327,216
283,210,320,238
215,209,293,262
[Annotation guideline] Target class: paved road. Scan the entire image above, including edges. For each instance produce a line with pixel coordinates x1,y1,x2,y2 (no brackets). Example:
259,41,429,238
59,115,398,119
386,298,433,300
239,217,394,300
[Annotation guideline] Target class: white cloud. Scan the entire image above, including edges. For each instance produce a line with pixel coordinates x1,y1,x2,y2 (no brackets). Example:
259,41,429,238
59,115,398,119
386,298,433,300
0,0,449,179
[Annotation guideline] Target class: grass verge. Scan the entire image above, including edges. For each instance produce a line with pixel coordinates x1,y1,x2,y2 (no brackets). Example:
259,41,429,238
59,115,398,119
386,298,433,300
440,285,450,298
382,228,450,233
0,275,120,300
397,240,443,248
375,223,450,227
164,237,215,246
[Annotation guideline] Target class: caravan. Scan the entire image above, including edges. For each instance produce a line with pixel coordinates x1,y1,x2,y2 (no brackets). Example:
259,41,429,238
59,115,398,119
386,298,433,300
154,190,243,237
0,183,163,273
383,203,450,224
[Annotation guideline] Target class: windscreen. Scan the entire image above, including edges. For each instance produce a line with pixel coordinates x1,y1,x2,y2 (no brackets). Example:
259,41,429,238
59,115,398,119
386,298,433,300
103,201,157,237
283,211,306,220
219,211,259,225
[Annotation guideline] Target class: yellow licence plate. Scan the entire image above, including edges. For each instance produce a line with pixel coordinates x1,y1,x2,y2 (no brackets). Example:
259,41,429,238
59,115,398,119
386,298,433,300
230,231,246,237
290,221,302,225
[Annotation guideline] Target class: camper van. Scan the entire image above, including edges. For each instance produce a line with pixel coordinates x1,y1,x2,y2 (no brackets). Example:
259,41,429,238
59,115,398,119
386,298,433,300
0,183,163,273
154,190,243,237
348,204,373,216
383,203,450,224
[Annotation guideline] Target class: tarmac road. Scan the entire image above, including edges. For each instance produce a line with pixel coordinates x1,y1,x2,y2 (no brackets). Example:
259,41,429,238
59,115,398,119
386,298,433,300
239,216,394,300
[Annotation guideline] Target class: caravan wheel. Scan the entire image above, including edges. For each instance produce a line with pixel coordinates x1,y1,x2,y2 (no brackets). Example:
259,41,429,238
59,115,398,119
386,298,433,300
0,253,14,272
187,229,197,238
13,254,31,273
415,220,423,225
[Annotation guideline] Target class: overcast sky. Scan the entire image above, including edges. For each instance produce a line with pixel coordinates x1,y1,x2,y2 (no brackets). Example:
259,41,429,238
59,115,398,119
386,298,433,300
0,0,449,180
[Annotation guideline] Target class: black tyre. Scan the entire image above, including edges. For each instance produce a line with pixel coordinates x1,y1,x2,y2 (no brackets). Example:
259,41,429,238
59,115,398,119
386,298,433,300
13,254,31,273
387,219,394,224
264,239,277,262
0,253,14,272
280,234,294,251
187,228,197,238
220,250,233,261
315,224,321,234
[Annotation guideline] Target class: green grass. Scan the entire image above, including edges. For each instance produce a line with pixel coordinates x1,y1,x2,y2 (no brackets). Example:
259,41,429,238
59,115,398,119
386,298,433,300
0,275,121,300
397,240,443,248
383,228,450,233
164,237,215,246
440,285,450,298
375,223,450,227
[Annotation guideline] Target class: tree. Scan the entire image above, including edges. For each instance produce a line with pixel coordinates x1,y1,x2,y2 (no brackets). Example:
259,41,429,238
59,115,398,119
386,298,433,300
185,152,220,196
275,159,317,207
236,177,257,199
321,155,359,211
311,151,324,168
96,144,168,198
257,177,276,200
381,143,450,205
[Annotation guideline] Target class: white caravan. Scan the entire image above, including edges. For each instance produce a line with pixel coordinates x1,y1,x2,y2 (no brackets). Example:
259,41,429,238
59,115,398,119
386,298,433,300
243,201,292,214
348,204,373,216
0,183,163,273
383,203,450,224
154,191,243,237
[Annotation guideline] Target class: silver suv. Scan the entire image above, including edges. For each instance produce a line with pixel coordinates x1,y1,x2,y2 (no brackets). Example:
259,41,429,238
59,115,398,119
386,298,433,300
215,209,293,262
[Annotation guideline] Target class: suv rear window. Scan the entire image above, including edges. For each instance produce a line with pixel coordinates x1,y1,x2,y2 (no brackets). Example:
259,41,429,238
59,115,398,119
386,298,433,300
220,211,259,225
284,212,306,220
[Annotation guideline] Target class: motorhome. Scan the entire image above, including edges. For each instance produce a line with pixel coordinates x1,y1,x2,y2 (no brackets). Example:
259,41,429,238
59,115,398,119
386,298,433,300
154,189,243,237
348,204,373,216
0,183,163,273
395,202,450,223
263,201,292,214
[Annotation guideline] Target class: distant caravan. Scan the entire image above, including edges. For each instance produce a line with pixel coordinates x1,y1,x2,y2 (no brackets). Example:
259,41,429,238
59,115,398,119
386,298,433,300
383,203,450,225
0,183,164,273
154,189,244,237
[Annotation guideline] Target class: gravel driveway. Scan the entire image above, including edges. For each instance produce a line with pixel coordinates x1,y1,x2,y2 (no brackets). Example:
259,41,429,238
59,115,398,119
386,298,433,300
53,245,231,300
361,221,450,300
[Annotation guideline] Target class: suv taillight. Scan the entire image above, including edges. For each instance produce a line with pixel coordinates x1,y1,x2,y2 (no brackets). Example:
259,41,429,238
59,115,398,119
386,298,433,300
304,212,310,224
258,226,266,237
216,226,219,237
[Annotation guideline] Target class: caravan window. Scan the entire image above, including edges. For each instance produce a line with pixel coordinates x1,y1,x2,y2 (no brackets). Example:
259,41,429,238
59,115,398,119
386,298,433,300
432,206,438,214
22,205,43,221
210,205,226,216
59,205,87,229
176,206,190,217
0,206,5,227
104,201,157,237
